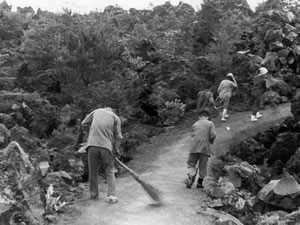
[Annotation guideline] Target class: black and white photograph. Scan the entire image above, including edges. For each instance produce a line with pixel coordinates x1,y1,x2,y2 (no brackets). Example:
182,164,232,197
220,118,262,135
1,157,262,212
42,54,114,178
0,0,299,224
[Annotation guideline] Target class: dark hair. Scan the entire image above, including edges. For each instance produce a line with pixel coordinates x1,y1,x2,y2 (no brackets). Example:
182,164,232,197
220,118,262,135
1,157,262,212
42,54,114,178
199,110,210,117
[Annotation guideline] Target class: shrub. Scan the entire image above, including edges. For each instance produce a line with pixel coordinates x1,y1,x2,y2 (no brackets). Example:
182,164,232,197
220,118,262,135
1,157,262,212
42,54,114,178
158,99,186,126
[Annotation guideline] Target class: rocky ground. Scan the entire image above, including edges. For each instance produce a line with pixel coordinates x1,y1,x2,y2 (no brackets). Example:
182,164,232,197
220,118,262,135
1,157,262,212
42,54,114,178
54,103,292,225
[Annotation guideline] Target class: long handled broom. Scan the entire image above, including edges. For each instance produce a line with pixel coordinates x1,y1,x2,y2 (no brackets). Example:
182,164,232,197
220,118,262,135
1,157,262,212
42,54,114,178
113,157,163,204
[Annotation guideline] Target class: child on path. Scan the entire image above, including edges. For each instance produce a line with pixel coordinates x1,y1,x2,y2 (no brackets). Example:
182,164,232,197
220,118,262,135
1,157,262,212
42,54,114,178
186,110,216,188
196,89,217,116
217,73,238,121
250,67,268,121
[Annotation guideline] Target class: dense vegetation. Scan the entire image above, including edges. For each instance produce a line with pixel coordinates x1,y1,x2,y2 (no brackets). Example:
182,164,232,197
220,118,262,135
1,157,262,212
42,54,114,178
0,0,300,223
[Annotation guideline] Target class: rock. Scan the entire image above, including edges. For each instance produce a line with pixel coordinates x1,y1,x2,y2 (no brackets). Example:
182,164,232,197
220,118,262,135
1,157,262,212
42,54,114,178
50,145,85,182
269,41,283,51
278,48,291,58
0,141,44,224
10,125,41,159
284,208,300,225
51,171,73,183
258,176,300,209
291,90,300,120
214,214,244,225
264,29,283,44
224,162,259,188
198,207,243,225
0,123,9,149
293,45,300,56
284,24,296,33
261,52,279,71
286,11,295,22
284,32,298,45
267,132,299,165
261,91,281,106
286,148,300,178
0,113,15,129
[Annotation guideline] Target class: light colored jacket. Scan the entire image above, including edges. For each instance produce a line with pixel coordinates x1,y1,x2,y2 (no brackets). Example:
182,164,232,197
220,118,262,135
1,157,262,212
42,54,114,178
190,119,216,156
218,80,237,99
82,108,123,152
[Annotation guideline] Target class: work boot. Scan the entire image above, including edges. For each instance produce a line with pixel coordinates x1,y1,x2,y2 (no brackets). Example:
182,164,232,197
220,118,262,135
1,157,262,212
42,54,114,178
256,112,262,119
251,115,258,121
196,178,203,188
185,175,195,188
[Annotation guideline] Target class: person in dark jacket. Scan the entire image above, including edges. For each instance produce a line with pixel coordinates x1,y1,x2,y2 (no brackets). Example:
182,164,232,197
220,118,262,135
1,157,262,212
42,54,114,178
186,110,216,188
196,89,217,116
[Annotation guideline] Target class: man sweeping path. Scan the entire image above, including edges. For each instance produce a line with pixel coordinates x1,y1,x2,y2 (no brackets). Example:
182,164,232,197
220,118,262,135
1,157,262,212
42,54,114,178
186,110,216,189
81,107,123,202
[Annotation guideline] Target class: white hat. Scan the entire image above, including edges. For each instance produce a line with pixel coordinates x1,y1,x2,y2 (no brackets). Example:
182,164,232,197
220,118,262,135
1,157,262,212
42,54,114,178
258,67,268,76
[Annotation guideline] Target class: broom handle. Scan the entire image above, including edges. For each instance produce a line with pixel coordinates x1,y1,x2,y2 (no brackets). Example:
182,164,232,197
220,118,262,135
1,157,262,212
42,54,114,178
114,157,140,180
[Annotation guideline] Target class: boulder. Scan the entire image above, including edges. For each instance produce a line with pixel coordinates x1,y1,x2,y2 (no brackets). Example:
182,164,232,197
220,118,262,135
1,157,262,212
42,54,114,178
284,32,298,44
0,141,45,224
286,11,295,22
284,24,296,33
293,45,300,56
264,29,283,44
261,52,279,71
267,132,299,165
0,113,15,129
261,91,281,106
224,162,259,188
10,125,42,159
286,149,300,179
258,176,300,210
269,41,283,51
278,48,291,58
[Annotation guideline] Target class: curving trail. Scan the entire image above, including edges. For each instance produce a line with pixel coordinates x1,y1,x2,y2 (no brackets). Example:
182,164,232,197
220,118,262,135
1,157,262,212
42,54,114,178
57,104,291,225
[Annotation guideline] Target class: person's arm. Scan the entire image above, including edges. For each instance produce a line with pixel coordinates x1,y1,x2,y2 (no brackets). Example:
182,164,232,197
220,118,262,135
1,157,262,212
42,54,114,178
113,115,123,155
81,111,94,126
208,93,217,109
217,81,223,94
231,76,238,88
209,122,217,145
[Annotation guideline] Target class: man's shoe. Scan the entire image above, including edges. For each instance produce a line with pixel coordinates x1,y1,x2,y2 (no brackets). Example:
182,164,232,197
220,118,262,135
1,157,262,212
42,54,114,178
256,112,262,119
251,115,258,121
185,175,195,188
221,117,227,122
90,194,99,200
196,178,203,188
106,195,118,203
225,114,229,118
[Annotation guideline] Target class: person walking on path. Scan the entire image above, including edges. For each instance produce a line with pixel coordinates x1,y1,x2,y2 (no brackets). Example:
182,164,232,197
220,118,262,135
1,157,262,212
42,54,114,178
250,67,268,121
186,110,216,189
81,107,123,202
196,89,217,117
217,73,238,121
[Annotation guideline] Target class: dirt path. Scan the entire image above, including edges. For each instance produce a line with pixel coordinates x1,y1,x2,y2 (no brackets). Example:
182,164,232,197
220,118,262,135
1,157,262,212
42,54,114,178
58,104,292,225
